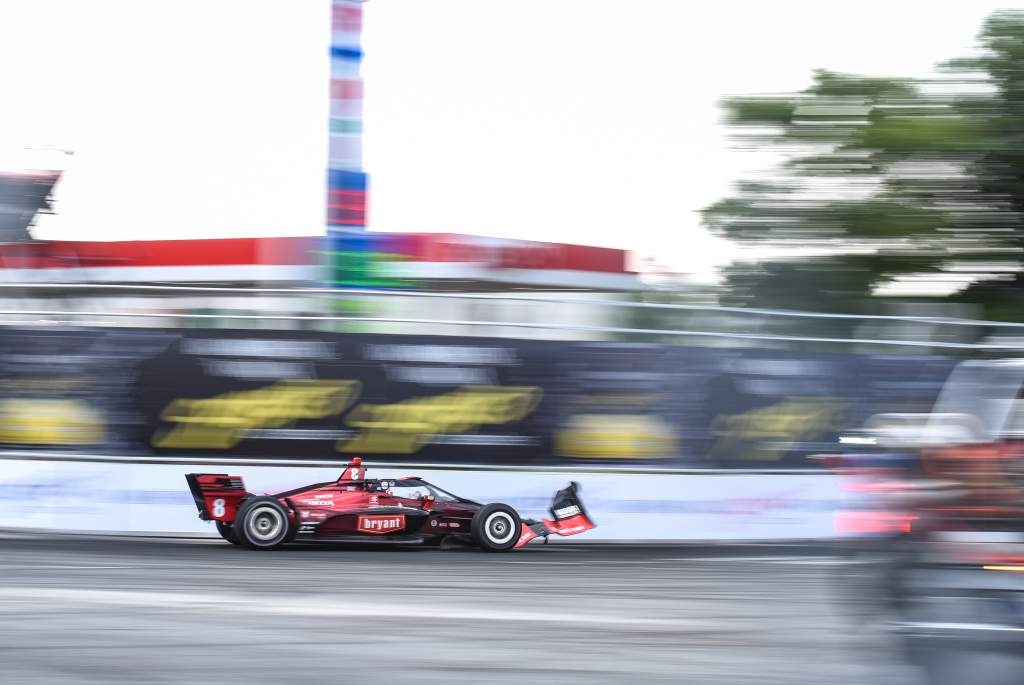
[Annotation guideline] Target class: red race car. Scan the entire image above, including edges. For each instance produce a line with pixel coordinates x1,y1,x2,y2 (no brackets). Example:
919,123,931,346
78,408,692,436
185,458,595,551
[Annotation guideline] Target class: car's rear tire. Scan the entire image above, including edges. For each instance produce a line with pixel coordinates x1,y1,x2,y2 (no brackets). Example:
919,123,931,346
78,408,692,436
215,520,240,545
236,497,292,550
471,503,521,552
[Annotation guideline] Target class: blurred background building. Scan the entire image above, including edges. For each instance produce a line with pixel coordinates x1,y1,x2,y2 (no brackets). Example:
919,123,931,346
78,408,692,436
0,168,61,243
0,231,640,337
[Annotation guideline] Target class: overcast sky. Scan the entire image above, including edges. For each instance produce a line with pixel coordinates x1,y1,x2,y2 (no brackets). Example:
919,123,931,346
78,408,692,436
0,0,1013,278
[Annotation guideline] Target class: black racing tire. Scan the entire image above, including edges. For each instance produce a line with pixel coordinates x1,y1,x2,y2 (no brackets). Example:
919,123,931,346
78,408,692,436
215,520,241,545
235,497,293,550
471,503,521,552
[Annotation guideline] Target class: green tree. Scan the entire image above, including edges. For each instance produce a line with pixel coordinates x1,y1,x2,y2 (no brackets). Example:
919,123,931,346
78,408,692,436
703,11,1024,325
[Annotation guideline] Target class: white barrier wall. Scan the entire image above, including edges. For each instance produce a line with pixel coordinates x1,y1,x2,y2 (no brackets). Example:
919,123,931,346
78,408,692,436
0,459,856,541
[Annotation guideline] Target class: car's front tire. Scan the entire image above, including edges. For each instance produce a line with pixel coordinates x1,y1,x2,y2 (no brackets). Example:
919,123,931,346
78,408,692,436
471,503,521,552
236,497,292,550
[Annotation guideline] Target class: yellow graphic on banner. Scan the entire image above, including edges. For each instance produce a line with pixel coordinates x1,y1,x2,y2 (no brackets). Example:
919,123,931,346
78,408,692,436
555,414,678,459
152,380,361,449
708,397,846,462
0,399,105,446
339,385,541,454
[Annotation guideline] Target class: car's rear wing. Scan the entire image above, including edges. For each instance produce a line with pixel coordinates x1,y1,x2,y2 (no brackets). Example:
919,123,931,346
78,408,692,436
185,473,248,522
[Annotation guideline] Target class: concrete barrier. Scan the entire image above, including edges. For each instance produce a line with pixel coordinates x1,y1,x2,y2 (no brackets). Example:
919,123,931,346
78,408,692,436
0,456,854,541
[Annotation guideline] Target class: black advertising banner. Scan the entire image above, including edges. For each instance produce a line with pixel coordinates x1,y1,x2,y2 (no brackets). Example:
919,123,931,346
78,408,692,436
0,326,960,468
0,327,174,453
135,331,552,464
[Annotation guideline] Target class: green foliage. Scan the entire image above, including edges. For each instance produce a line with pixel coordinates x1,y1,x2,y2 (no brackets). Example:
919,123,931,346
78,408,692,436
705,10,1024,322
806,70,917,99
723,98,795,127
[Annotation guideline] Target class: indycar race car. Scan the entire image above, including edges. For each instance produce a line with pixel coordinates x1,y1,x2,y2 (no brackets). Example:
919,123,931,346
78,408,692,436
185,458,595,551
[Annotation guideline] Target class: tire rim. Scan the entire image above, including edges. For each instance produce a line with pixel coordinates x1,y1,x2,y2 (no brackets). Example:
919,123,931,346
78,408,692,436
247,505,284,543
484,512,515,544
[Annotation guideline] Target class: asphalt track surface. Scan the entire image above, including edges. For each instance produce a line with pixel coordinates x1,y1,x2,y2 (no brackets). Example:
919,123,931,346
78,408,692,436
0,535,926,685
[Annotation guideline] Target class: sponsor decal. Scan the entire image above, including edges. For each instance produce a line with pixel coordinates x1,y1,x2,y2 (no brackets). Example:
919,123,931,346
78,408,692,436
430,520,438,527
303,499,334,506
357,514,405,534
553,504,581,519
448,522,461,528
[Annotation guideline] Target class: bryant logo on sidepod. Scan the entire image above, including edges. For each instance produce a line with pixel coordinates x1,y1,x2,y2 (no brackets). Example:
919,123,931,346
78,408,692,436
357,515,404,533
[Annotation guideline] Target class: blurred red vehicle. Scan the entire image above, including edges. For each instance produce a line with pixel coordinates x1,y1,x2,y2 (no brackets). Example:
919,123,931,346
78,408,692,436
824,359,1024,685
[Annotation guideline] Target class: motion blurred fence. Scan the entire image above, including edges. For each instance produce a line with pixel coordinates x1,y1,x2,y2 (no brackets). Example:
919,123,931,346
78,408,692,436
0,283,1020,350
